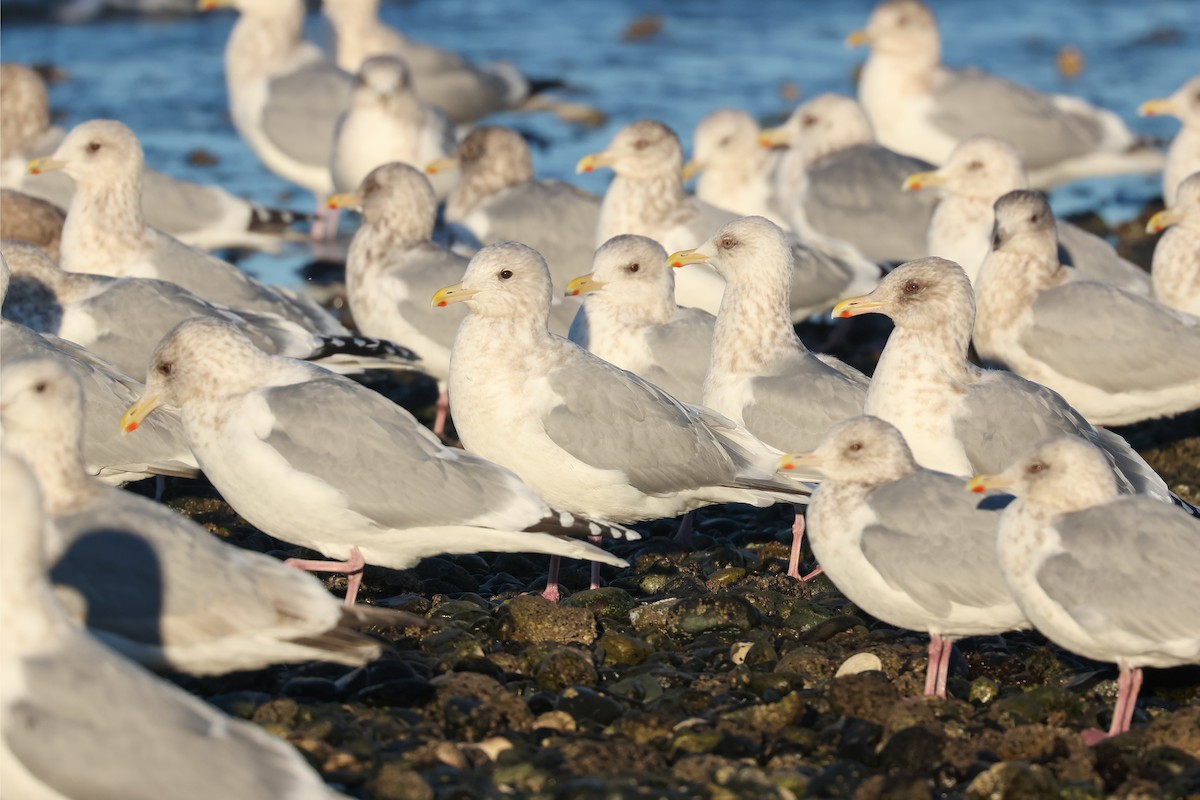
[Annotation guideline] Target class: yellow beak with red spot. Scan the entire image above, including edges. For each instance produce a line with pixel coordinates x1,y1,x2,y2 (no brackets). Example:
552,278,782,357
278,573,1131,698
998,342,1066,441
845,29,871,48
681,160,702,182
1146,208,1183,234
1138,98,1179,118
565,273,607,297
779,451,821,473
26,157,66,175
902,171,945,192
120,394,162,435
325,191,361,211
965,473,1014,494
425,156,459,175
667,249,709,269
758,126,790,149
831,295,884,319
576,151,616,174
431,282,478,307
196,0,231,10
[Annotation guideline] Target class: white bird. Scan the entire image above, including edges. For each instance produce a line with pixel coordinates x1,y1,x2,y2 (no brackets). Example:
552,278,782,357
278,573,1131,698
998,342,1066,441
0,62,303,251
781,416,1027,698
848,0,1163,188
121,317,637,606
0,451,352,798
1145,171,1200,316
969,437,1200,745
27,119,346,334
0,357,406,675
760,93,936,262
902,136,1151,292
973,191,1200,426
684,108,788,226
1140,76,1200,206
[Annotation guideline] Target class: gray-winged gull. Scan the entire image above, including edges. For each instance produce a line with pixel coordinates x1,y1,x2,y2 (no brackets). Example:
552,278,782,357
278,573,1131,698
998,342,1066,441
684,108,787,226
28,120,346,334
0,62,303,251
121,316,636,605
579,120,880,320
848,0,1163,188
1146,172,1200,316
431,126,602,286
1140,76,1200,205
0,452,353,798
780,416,1026,698
760,93,935,262
566,234,713,406
0,358,412,675
832,257,1175,503
903,136,1152,292
969,437,1200,744
972,191,1200,425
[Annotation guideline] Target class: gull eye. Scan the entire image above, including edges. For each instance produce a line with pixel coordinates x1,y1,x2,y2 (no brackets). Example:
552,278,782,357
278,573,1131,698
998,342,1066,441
628,263,640,273
720,237,737,250
33,381,48,394
847,442,863,452
801,114,817,128
718,136,732,147
87,141,102,153
966,160,983,171
903,280,922,295
158,362,174,377
633,139,650,151
896,14,909,26
1026,461,1047,474
499,269,513,280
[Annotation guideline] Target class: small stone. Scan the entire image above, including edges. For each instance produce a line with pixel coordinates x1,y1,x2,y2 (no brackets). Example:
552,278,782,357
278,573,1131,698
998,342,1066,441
965,761,1060,800
621,14,662,42
252,697,299,726
664,593,761,637
533,710,577,733
836,652,883,677
596,630,654,667
565,587,636,621
185,148,219,166
629,597,680,632
969,676,1000,705
829,672,901,724
369,762,434,800
707,566,746,587
878,726,945,775
556,686,625,726
535,646,598,691
495,594,597,645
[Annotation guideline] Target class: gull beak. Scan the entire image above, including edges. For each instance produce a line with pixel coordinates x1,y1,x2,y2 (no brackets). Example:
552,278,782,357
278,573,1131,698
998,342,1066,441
325,191,361,211
576,151,615,174
758,127,790,149
1146,208,1184,234
431,282,479,307
1138,98,1178,118
565,273,607,297
196,0,231,9
120,394,162,434
26,157,66,175
779,451,820,472
845,29,871,48
966,473,1012,494
831,295,884,319
667,249,709,268
902,171,944,192
681,160,702,182
425,156,459,175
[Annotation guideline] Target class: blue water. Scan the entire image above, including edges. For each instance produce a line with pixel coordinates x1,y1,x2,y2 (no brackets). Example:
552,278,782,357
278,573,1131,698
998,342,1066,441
3,0,1197,286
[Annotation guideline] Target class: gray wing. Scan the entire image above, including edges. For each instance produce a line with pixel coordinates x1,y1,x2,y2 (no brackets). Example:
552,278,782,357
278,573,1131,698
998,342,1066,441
542,352,745,495
929,69,1107,170
261,60,355,167
261,377,547,530
1020,282,1200,393
1057,223,1150,295
741,350,868,452
138,168,245,239
788,239,882,319
1037,499,1200,644
803,145,937,262
639,308,716,405
861,473,1015,616
389,244,471,351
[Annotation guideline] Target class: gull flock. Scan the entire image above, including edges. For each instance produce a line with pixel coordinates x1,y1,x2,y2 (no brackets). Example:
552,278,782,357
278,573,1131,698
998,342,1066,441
1,0,1199,795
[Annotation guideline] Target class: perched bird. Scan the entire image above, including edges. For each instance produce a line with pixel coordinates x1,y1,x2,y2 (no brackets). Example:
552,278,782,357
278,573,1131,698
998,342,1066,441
121,317,636,606
685,108,787,226
330,55,456,199
974,191,1200,426
781,416,1026,698
760,93,936,262
0,189,64,258
1,239,420,382
833,257,1174,501
0,358,401,675
567,234,714,405
579,120,880,319
1140,76,1200,205
969,437,1200,744
0,452,353,799
1146,172,1200,316
432,126,601,286
848,0,1162,188
27,119,345,334
903,136,1151,291
0,62,302,251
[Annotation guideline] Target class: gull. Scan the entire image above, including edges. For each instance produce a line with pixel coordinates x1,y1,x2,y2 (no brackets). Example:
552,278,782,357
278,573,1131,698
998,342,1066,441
0,451,353,799
0,189,64,259
329,55,457,199
1145,171,1200,316
969,437,1200,744
121,317,637,606
27,119,347,334
1,358,407,675
760,93,935,262
1140,76,1200,205
0,62,303,251
832,257,1175,502
1,239,420,383
566,234,713,406
902,136,1151,291
781,416,1026,698
848,0,1163,188
684,108,787,226
430,126,601,286
973,190,1200,426
579,120,880,319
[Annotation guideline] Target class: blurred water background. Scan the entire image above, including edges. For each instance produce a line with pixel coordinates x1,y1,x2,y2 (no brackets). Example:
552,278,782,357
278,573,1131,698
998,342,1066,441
2,0,1197,288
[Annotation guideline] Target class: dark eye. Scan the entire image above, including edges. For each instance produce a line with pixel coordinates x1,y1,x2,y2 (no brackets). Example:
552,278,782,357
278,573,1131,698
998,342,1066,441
966,160,983,171
847,442,863,452
720,237,737,250
633,139,650,150
499,269,513,280
903,280,922,295
33,381,47,394
801,114,817,128
1029,214,1039,223
364,179,378,195
718,136,732,147
87,141,101,153
628,263,640,273
1026,461,1047,474
158,362,173,377
896,14,909,26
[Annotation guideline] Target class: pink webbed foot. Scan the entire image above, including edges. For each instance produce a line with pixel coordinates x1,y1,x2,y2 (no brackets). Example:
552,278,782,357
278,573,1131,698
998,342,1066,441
285,545,366,606
787,510,822,581
541,555,562,602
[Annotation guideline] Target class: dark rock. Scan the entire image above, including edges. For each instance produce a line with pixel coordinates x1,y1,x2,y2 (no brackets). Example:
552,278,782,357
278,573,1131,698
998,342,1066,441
535,647,598,691
878,726,945,775
348,678,436,708
564,587,637,621
828,671,901,723
596,630,654,667
495,594,597,645
664,593,762,637
965,761,1059,800
369,762,434,800
807,760,872,798
280,676,339,702
556,686,625,726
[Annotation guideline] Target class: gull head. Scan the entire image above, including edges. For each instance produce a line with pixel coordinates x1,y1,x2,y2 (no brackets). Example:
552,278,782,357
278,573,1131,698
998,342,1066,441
769,94,875,163
335,162,436,237
1147,172,1200,233
572,234,672,305
577,120,681,180
781,415,918,485
29,119,143,189
991,190,1057,256
1139,76,1200,127
686,109,761,181
968,436,1118,513
850,0,938,56
0,64,51,160
454,126,534,187
0,357,84,448
904,137,1026,199
675,216,793,290
833,256,972,332
434,242,553,321
355,55,414,105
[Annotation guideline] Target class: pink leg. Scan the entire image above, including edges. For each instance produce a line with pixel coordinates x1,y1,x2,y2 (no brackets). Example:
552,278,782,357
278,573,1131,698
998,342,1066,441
311,199,340,241
285,546,365,606
433,391,450,437
934,636,954,699
673,511,695,546
588,534,603,590
787,511,824,581
542,556,562,603
924,635,942,696
1120,667,1143,734
1083,665,1142,745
